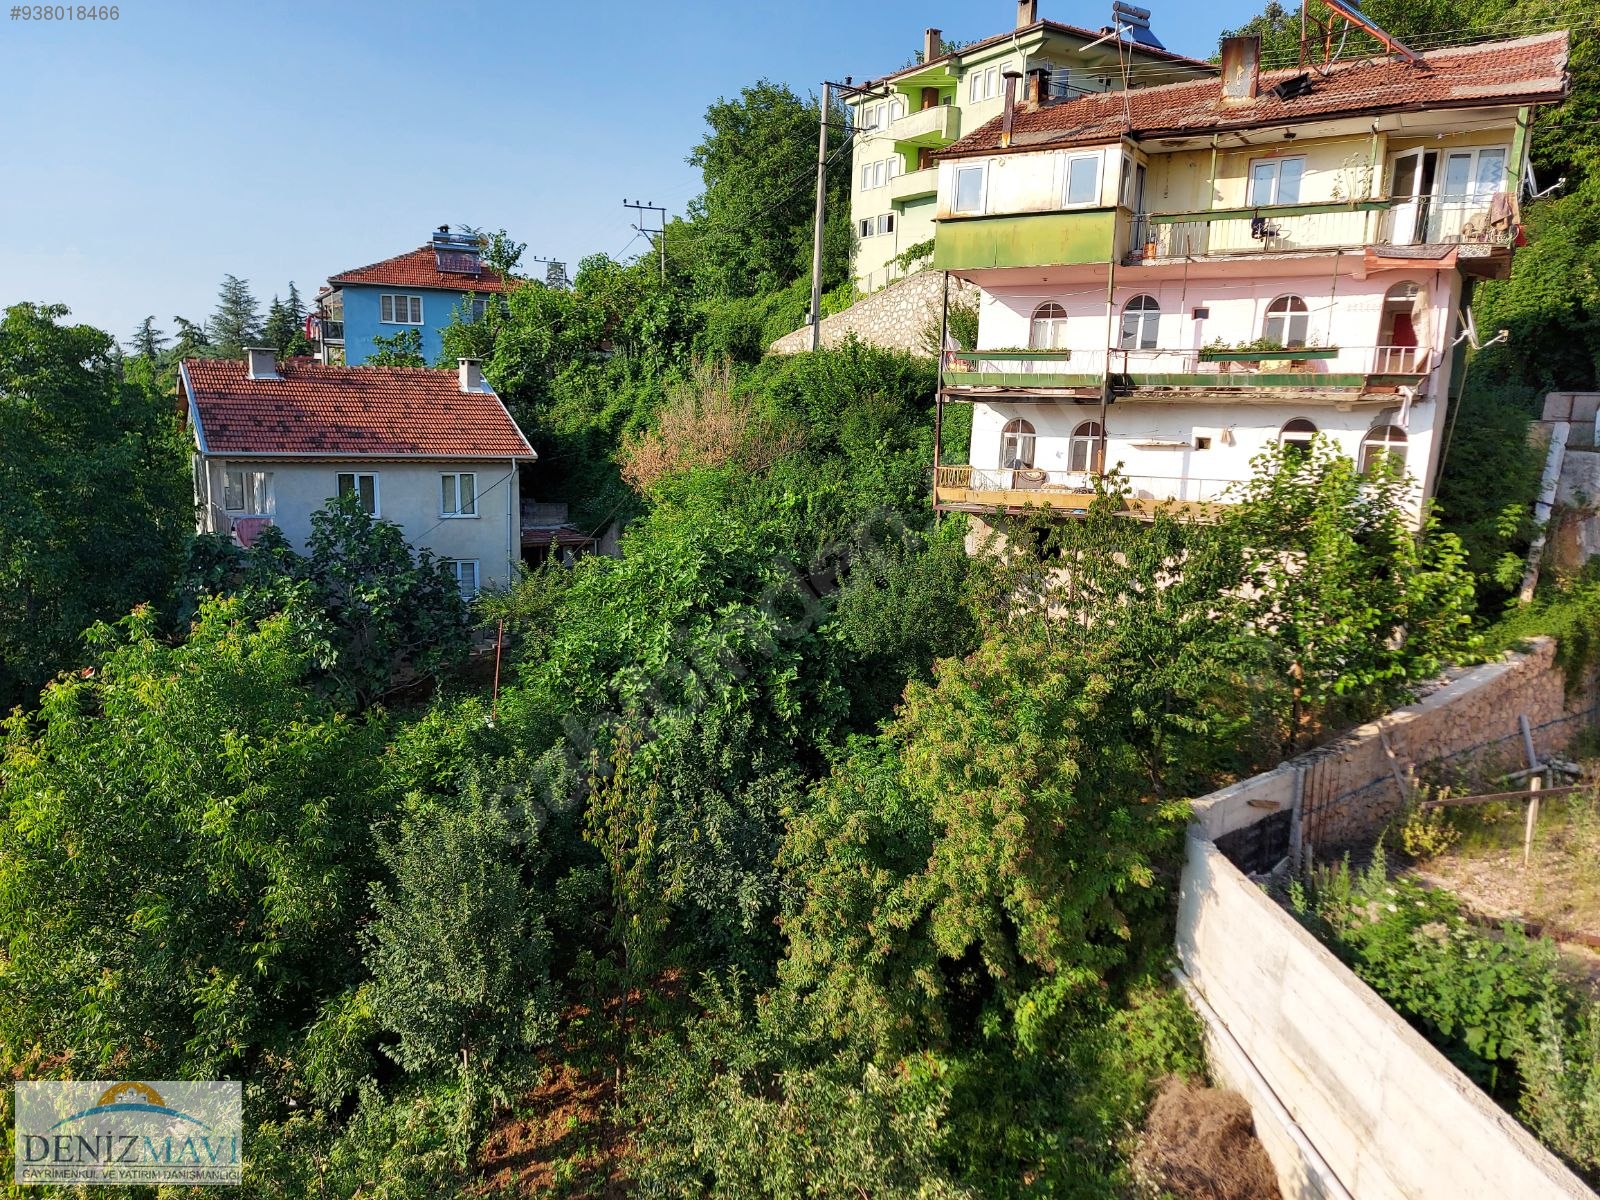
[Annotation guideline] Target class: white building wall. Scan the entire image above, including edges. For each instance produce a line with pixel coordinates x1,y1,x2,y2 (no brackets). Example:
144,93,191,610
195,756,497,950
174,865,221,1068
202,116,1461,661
197,457,523,589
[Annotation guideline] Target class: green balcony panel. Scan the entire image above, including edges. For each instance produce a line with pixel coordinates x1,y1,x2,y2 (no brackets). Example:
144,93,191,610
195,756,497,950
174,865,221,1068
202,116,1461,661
934,210,1118,271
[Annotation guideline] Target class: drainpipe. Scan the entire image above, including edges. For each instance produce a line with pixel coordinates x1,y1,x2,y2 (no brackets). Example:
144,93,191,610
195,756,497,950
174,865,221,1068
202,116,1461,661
1097,250,1119,480
507,457,516,583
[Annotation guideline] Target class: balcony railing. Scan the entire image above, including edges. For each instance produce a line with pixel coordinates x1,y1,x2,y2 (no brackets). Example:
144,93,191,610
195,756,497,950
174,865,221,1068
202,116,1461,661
889,166,938,203
319,319,344,342
886,104,959,145
942,346,1431,391
1375,195,1516,246
935,464,1238,517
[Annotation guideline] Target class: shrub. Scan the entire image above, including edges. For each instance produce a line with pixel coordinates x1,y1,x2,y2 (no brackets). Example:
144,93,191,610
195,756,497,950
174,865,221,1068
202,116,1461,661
1519,1000,1600,1180
1132,1079,1281,1200
1397,793,1463,861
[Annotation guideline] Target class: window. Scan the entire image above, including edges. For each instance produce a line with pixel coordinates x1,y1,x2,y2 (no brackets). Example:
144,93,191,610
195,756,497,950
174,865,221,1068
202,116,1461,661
1068,420,1104,473
859,218,874,238
380,293,423,324
1029,303,1069,350
1279,418,1318,461
954,165,985,214
441,472,477,517
1064,154,1100,207
877,213,895,236
445,559,480,598
1119,294,1160,350
336,471,379,516
470,297,491,320
1248,156,1305,206
1360,424,1408,475
1001,418,1036,469
1262,295,1310,348
223,467,273,514
1442,146,1507,198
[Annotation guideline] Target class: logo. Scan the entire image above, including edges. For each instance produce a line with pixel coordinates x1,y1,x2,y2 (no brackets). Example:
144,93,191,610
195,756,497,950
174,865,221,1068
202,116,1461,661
14,1080,242,1185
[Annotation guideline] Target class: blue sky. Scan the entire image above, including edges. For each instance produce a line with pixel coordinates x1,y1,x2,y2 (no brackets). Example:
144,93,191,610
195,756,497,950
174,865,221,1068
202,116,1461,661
0,0,1263,345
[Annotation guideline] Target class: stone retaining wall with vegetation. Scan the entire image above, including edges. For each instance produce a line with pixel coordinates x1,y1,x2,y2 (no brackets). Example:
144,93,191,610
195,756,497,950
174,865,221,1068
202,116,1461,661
768,270,979,357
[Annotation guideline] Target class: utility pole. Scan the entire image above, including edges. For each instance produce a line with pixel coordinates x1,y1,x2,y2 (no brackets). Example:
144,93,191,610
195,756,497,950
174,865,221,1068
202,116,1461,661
809,82,832,351
623,199,667,283
529,255,570,289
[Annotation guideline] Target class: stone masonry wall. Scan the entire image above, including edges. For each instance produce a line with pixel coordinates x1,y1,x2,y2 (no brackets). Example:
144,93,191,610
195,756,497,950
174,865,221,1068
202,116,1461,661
768,270,979,357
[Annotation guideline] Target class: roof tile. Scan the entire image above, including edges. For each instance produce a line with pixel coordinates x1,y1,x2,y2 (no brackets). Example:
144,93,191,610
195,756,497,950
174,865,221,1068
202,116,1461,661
184,357,535,458
939,32,1570,158
328,246,511,293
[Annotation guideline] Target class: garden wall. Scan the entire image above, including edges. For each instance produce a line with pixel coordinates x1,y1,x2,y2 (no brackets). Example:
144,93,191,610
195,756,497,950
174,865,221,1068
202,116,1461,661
767,270,978,357
1177,636,1598,1200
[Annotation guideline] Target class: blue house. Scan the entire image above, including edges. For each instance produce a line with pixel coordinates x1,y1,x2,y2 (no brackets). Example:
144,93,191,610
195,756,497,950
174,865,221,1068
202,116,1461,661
316,227,509,366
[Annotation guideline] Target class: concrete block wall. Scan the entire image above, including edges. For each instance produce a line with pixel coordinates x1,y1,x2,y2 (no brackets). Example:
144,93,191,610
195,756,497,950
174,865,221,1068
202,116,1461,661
1180,636,1598,1200
768,270,979,357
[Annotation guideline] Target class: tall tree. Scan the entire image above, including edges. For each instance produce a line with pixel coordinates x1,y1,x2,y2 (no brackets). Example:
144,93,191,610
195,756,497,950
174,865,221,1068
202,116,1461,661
126,315,168,361
172,314,213,358
261,294,294,354
208,273,262,355
0,303,192,709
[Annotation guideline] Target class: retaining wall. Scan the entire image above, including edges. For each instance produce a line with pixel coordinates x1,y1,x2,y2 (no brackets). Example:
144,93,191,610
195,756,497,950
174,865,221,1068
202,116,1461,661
1179,636,1597,1199
767,270,979,357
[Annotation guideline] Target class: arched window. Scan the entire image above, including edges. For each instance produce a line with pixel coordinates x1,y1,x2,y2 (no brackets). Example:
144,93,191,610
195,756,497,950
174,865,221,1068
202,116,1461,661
1263,295,1309,348
1279,418,1317,461
1029,302,1069,350
1119,294,1160,350
1001,418,1036,469
1068,420,1104,473
1378,281,1426,372
1360,424,1408,475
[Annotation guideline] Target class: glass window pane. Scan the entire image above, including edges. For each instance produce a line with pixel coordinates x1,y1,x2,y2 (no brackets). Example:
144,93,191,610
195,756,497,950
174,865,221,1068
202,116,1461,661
224,469,243,511
1249,162,1276,206
1443,153,1473,197
1067,157,1098,205
956,168,983,212
360,476,376,513
380,296,392,322
337,472,354,498
1120,312,1141,348
460,474,475,514
1277,158,1304,203
1474,149,1506,194
442,475,455,513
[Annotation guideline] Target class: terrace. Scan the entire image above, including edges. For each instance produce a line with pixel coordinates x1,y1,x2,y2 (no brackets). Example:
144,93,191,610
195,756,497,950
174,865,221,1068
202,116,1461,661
933,464,1235,521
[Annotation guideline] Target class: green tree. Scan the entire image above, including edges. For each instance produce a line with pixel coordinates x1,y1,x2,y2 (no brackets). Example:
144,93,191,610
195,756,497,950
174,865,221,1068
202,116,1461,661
0,302,191,709
209,273,263,355
172,313,214,358
368,326,427,367
241,493,473,710
126,314,168,361
262,294,293,353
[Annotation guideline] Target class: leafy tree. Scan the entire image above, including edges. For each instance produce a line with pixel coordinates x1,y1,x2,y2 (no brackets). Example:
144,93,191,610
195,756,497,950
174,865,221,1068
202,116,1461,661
209,273,263,354
241,493,473,710
172,313,214,358
126,314,168,360
368,326,427,367
0,599,393,1079
262,294,293,353
262,291,315,358
0,302,192,709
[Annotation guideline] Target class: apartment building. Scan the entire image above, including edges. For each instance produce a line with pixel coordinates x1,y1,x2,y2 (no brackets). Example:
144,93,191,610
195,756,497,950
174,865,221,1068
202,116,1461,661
847,1,1214,293
926,30,1570,525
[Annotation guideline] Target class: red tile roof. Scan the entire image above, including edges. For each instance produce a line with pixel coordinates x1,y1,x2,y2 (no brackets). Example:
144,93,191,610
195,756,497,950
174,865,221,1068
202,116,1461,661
938,32,1570,158
183,357,535,458
328,246,511,293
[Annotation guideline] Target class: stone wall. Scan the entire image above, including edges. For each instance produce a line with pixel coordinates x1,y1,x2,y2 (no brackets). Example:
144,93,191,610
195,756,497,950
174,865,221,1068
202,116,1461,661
768,270,979,357
1180,637,1599,1200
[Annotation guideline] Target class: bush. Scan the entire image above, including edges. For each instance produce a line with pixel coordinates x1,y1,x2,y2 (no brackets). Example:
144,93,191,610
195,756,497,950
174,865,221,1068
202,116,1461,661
1519,1000,1600,1180
1132,1079,1281,1200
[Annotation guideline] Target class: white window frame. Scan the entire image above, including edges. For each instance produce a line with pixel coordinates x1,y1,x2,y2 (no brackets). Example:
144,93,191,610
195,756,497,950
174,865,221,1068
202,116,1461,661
469,297,491,321
445,559,480,598
1262,295,1310,348
877,213,895,236
1068,420,1104,473
1119,295,1161,351
1248,155,1305,206
336,471,381,517
1359,424,1409,475
953,164,987,214
379,293,423,325
1279,418,1318,458
1029,303,1069,350
1441,145,1509,198
1000,418,1036,469
440,471,478,518
222,466,274,515
858,218,874,238
1063,153,1101,208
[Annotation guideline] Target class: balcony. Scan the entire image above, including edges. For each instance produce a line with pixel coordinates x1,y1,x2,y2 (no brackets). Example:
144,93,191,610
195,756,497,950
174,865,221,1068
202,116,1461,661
887,103,959,146
941,346,1430,400
934,464,1235,521
934,210,1121,272
890,166,938,203
319,318,344,343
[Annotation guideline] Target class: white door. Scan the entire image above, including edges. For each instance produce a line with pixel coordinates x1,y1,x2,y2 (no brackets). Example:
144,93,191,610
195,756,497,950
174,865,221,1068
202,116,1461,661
1387,149,1437,245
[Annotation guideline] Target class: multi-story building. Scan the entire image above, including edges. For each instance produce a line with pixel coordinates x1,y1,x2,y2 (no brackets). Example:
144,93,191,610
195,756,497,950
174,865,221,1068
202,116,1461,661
316,227,509,366
847,1,1215,293
927,31,1570,526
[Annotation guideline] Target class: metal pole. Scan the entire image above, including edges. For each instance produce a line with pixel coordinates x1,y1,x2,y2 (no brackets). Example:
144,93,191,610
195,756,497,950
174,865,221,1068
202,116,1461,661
933,272,949,508
809,81,832,352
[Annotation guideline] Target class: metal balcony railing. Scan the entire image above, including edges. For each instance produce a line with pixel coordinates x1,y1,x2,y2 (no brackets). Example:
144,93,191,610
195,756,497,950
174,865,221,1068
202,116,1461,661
319,319,344,342
936,464,1239,506
943,346,1431,384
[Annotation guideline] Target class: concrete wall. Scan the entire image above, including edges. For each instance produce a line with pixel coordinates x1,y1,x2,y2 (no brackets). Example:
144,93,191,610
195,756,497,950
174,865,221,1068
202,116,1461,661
1178,836,1595,1200
196,455,523,590
1179,637,1597,1200
769,269,980,356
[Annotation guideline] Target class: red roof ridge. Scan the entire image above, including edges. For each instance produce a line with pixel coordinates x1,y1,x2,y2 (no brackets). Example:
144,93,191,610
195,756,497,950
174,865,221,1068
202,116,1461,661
327,245,511,293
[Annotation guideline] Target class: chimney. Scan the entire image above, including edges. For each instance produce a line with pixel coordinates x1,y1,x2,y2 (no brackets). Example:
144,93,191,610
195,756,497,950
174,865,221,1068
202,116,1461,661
1017,0,1038,28
1220,35,1261,102
923,27,941,64
1026,65,1050,104
1000,69,1022,147
458,358,484,393
245,346,279,380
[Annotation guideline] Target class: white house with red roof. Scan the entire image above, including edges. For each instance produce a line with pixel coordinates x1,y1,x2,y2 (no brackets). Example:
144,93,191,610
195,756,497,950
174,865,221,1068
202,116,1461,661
316,227,511,366
925,30,1570,528
180,348,536,595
